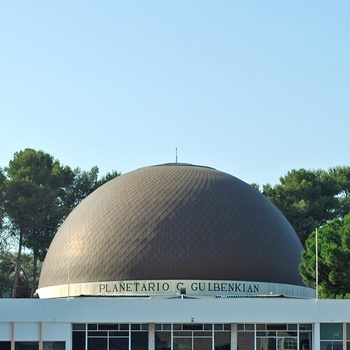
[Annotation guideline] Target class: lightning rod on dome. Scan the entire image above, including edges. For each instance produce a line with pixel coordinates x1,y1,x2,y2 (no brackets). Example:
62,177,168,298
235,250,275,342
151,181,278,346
176,148,178,163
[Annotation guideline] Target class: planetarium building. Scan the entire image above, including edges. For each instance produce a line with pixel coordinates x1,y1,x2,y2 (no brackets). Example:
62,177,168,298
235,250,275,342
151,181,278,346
1,164,350,350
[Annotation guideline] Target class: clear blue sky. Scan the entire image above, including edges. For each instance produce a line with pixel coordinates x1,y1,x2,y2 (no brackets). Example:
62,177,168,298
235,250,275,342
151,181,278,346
1,1,349,186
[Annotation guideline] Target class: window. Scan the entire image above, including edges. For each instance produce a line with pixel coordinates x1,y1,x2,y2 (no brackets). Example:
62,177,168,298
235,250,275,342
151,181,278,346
320,324,343,350
346,324,350,350
43,342,65,350
256,325,299,350
72,323,148,350
238,324,254,350
15,342,39,350
0,342,11,350
155,324,171,350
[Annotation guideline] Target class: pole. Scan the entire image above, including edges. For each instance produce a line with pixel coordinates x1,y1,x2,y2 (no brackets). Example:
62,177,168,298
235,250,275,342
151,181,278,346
316,227,318,299
68,227,70,299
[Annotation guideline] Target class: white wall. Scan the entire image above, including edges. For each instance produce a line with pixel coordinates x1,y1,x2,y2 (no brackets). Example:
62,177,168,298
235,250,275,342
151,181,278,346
0,298,349,324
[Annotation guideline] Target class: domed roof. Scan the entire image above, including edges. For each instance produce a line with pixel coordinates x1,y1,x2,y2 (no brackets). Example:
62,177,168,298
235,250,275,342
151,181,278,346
38,164,304,295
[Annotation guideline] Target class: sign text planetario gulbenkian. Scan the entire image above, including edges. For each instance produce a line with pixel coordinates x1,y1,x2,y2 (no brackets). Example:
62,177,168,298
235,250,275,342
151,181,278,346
98,280,259,294
36,280,316,299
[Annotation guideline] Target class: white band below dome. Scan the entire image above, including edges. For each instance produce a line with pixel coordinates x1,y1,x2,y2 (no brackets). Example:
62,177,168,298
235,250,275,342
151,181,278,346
36,279,315,299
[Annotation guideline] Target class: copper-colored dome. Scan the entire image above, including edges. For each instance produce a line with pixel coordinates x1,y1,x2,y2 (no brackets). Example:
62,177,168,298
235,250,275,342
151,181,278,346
38,164,304,290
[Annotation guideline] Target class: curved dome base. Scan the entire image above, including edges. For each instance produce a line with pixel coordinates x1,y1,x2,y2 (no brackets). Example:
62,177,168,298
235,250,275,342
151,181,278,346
37,279,315,299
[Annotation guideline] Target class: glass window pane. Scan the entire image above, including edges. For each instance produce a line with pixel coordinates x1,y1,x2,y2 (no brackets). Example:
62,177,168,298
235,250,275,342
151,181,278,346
131,331,148,350
88,331,107,337
110,331,128,337
321,324,343,341
99,324,118,331
277,332,297,337
257,332,276,337
155,332,171,350
256,337,276,350
15,342,39,350
299,333,312,350
73,331,86,350
183,324,202,331
43,342,65,350
320,341,343,350
173,338,191,350
267,324,287,331
215,332,230,350
194,337,211,350
174,332,192,337
88,338,107,350
0,342,11,350
238,332,254,350
194,331,211,337
278,337,297,350
73,324,86,331
109,338,129,350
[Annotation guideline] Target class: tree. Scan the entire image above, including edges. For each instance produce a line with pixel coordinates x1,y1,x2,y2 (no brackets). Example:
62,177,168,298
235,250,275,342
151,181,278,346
97,170,121,187
0,251,14,297
2,149,74,297
300,213,350,298
330,166,350,217
0,168,5,233
262,168,342,246
64,167,120,212
0,148,121,297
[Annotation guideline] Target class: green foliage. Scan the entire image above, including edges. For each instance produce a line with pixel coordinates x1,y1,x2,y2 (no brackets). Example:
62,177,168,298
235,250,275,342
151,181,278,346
64,166,99,212
97,170,121,187
300,213,350,298
0,250,34,298
2,149,75,296
330,166,350,217
0,148,120,297
64,167,120,211
0,251,14,297
262,167,349,246
257,167,350,298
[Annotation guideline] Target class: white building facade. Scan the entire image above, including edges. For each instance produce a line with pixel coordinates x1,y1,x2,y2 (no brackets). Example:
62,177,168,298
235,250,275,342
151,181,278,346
1,297,349,350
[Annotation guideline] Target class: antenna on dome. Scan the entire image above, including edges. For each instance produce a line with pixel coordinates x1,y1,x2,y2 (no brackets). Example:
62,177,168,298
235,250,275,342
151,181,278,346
175,148,178,163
